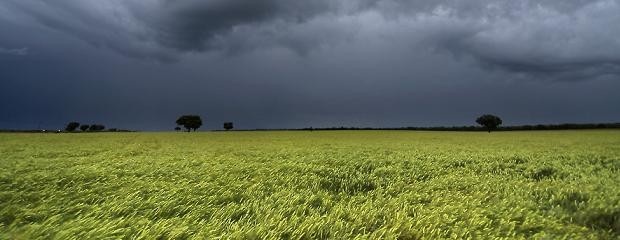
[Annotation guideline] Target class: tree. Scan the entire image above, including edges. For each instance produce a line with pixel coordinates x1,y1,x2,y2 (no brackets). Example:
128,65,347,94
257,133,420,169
65,122,80,132
174,127,181,132
176,115,203,132
80,124,90,132
223,122,233,131
476,114,503,133
89,124,105,131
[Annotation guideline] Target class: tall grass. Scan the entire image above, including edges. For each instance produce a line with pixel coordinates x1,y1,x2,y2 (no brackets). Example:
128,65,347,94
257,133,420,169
1,130,619,239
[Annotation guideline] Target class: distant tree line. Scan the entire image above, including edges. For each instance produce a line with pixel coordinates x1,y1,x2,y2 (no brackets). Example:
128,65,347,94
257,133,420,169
55,115,620,133
173,113,618,133
2,118,619,133
283,122,620,132
64,122,129,132
66,122,106,132
185,113,620,133
174,115,236,132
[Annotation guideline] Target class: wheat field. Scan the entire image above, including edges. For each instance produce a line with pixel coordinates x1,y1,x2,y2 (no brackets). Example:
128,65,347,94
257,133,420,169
1,130,619,239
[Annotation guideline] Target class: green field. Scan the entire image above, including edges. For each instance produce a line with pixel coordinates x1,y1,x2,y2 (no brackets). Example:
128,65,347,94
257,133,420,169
1,131,619,239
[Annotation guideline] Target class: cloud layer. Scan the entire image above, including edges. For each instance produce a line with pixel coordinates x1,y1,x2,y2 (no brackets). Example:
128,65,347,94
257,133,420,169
1,0,619,130
3,0,620,80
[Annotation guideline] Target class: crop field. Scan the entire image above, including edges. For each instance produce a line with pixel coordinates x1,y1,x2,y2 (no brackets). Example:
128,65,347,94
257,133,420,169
0,130,619,239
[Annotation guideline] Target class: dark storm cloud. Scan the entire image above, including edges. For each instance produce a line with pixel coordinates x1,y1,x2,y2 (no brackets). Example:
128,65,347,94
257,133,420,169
134,0,332,51
413,0,620,81
1,0,337,60
1,1,177,61
3,0,620,79
1,0,620,130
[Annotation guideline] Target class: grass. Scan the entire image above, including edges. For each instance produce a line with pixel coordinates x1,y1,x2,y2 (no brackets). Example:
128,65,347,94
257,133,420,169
0,130,619,239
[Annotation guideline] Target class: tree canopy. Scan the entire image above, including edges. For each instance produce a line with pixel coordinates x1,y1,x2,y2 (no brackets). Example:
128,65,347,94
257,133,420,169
89,124,106,131
176,115,203,132
65,122,80,132
476,114,503,133
80,125,90,132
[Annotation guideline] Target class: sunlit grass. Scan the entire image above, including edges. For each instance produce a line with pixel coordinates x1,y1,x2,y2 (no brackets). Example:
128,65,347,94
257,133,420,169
1,130,619,239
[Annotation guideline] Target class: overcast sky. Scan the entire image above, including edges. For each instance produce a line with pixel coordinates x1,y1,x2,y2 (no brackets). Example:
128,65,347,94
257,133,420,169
1,0,619,130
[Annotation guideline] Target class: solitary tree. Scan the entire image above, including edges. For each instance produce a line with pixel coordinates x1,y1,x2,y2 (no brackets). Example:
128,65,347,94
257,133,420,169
176,115,203,132
476,114,503,133
65,122,80,132
223,122,233,131
80,124,90,132
174,127,181,132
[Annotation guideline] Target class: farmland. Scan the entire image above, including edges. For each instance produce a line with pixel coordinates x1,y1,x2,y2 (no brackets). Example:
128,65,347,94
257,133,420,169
0,130,619,239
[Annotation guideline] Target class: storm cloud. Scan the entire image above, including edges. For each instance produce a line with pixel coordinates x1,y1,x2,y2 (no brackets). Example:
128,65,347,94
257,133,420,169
0,0,619,130
179,0,614,80
4,0,620,78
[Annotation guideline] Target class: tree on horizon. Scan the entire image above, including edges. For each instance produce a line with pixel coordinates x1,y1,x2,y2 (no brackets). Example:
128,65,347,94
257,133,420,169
476,114,503,133
224,122,233,131
176,115,203,132
65,122,80,132
89,124,106,131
